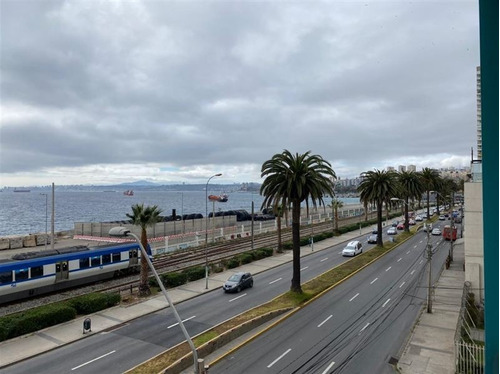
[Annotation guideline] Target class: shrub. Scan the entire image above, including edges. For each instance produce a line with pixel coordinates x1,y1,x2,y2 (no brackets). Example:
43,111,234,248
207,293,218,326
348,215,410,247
238,253,253,265
149,276,159,288
226,258,240,269
161,272,188,288
260,247,274,257
0,303,76,342
67,293,120,315
282,242,293,250
182,266,205,281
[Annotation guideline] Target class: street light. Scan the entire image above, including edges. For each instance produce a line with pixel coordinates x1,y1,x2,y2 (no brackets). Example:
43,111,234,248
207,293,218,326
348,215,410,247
40,193,48,250
205,173,222,289
109,227,202,374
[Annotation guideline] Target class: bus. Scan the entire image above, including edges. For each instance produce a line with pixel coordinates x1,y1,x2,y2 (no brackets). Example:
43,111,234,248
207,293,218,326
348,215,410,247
443,225,457,241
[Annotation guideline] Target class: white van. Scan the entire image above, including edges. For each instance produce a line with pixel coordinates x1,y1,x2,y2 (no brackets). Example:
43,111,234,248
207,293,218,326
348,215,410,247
342,241,363,257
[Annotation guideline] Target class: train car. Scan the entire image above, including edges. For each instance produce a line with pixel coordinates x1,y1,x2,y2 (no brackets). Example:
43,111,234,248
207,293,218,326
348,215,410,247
0,242,144,304
442,225,457,241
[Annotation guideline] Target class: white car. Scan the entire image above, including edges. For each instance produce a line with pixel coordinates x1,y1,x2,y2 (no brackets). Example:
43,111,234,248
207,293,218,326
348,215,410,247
342,241,363,256
431,228,442,236
415,215,423,222
387,227,397,235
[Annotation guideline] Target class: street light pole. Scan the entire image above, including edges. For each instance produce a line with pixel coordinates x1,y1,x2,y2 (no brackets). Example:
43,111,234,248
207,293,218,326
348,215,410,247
108,227,201,374
205,173,222,289
426,228,433,313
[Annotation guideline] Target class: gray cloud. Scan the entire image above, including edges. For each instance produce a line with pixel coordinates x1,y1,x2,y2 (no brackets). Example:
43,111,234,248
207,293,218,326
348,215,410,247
0,1,479,185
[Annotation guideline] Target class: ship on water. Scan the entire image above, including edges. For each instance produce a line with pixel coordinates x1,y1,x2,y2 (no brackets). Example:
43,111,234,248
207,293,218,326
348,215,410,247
13,188,31,192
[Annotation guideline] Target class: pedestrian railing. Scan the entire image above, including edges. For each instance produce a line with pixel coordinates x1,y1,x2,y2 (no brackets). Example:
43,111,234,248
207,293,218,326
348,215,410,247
455,281,485,374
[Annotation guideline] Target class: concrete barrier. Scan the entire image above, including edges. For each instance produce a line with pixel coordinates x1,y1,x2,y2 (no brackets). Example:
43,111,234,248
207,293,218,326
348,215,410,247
0,238,9,250
23,235,37,247
9,237,23,249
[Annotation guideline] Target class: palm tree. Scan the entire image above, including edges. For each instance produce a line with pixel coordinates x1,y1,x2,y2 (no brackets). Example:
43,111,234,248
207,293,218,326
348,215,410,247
357,170,399,246
397,171,424,232
260,150,336,293
274,204,284,253
126,204,163,296
330,199,344,232
420,168,439,218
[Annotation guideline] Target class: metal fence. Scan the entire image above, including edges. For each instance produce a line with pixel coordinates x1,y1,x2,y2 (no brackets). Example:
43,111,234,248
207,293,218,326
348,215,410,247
455,281,485,374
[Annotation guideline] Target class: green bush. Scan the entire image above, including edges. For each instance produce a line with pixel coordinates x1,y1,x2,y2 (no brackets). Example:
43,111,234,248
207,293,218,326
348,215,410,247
260,247,274,257
0,303,76,342
161,272,188,288
67,293,120,315
182,266,205,281
238,253,253,265
149,276,159,288
300,237,310,246
282,242,293,250
226,258,240,269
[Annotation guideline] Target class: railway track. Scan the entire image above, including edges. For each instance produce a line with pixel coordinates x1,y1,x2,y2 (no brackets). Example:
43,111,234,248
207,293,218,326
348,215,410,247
1,212,380,316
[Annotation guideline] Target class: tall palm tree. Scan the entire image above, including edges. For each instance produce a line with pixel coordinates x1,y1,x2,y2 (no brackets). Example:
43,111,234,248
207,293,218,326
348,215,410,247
126,204,163,296
397,171,424,232
357,170,399,246
420,168,439,218
260,150,336,293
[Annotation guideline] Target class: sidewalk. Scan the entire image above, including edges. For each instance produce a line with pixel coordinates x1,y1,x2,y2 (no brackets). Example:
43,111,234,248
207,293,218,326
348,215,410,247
397,239,465,374
0,225,373,368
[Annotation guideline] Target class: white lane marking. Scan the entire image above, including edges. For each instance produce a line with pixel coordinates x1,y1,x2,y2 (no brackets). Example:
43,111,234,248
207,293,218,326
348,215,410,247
411,270,416,275
370,277,378,284
269,278,282,284
420,260,423,264
229,293,247,302
320,257,328,262
267,348,291,368
349,293,359,302
397,258,402,262
321,361,336,374
385,266,392,272
360,322,370,333
413,245,418,248
399,281,406,288
168,316,196,329
338,251,342,255
419,240,423,243
300,266,309,271
407,250,411,254
382,299,391,308
318,315,333,328
72,351,116,370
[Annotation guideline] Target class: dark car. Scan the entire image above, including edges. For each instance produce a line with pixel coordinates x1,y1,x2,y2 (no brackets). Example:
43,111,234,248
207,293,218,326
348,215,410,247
223,272,253,293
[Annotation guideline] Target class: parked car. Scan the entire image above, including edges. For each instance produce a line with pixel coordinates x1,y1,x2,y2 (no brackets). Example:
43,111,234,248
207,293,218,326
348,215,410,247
367,234,377,244
431,228,442,236
342,240,363,256
439,215,446,220
223,272,253,293
387,227,397,235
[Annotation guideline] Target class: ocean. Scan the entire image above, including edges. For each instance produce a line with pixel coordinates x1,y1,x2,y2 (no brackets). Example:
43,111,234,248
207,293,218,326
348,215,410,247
0,189,360,237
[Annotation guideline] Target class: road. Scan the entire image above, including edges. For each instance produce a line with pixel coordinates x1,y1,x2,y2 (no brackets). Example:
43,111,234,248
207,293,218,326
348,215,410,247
210,221,454,374
2,218,454,374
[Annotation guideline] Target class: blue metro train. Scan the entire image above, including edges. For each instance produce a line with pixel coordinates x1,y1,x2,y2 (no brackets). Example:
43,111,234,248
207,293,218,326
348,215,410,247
0,242,145,304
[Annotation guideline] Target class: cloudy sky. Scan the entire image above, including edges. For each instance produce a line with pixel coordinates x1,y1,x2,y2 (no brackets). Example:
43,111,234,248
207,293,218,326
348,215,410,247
0,0,480,187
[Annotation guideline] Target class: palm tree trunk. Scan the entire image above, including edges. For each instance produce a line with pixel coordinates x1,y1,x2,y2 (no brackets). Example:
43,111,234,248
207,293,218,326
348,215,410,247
291,200,302,293
426,190,430,219
404,197,410,232
376,201,383,246
139,228,151,296
277,215,283,253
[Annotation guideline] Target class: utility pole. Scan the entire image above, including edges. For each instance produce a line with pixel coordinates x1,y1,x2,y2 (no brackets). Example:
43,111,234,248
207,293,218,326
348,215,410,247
426,228,433,313
251,201,254,251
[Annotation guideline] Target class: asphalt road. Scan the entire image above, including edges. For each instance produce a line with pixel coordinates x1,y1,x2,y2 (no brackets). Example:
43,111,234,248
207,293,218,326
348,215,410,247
210,222,453,374
2,218,453,374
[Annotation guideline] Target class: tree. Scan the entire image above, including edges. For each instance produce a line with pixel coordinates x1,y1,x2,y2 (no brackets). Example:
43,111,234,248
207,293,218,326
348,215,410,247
330,199,344,232
420,167,439,218
357,170,399,246
126,204,163,296
397,171,424,232
260,150,336,293
274,204,284,253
